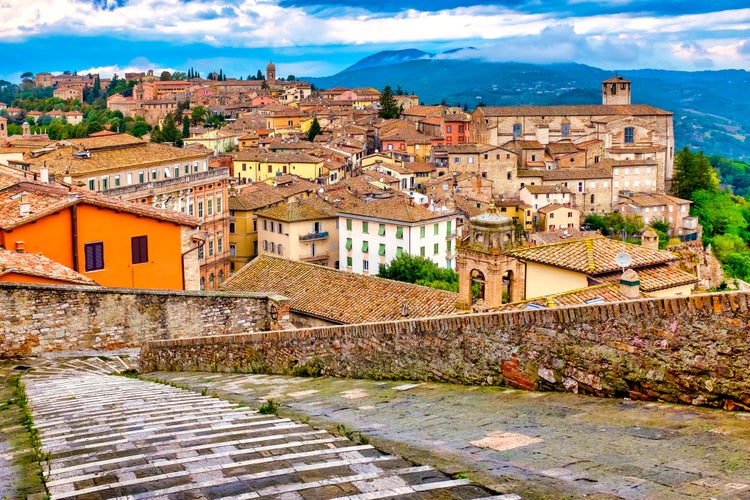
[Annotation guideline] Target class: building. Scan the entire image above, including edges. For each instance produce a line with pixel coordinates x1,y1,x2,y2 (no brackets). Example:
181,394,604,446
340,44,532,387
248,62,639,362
0,247,98,286
471,77,674,192
338,196,459,274
232,151,325,184
614,191,695,237
0,171,200,289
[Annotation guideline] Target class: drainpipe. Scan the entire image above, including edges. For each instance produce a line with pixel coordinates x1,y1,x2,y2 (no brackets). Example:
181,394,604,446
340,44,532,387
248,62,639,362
70,203,79,272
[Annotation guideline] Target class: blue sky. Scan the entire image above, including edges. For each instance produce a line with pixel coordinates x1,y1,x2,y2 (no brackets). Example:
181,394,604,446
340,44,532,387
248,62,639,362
1,0,749,83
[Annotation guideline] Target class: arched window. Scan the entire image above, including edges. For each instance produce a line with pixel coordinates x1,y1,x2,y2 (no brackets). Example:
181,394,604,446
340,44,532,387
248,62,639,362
209,273,215,289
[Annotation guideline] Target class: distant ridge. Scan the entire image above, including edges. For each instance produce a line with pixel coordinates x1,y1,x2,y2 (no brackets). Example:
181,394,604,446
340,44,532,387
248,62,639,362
305,51,750,160
341,49,432,73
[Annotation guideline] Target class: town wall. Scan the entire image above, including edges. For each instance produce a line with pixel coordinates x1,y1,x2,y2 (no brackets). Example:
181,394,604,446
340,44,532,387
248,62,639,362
141,291,750,411
0,282,280,357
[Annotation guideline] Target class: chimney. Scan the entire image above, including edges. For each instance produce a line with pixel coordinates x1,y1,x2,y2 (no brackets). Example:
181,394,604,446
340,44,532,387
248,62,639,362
19,195,30,216
641,227,659,250
40,166,49,183
15,241,25,253
619,268,640,299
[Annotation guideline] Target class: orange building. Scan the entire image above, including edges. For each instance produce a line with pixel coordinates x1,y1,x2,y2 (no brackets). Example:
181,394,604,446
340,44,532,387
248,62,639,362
0,172,201,290
0,247,98,286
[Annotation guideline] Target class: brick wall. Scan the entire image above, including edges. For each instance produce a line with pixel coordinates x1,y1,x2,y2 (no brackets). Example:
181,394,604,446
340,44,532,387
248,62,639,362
141,292,750,411
0,282,279,357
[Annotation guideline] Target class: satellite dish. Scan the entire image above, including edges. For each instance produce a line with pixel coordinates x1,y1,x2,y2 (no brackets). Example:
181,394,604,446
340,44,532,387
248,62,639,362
615,251,632,269
318,188,324,193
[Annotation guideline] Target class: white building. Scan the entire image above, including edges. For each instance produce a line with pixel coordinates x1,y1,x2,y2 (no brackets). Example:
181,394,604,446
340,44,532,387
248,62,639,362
338,196,459,275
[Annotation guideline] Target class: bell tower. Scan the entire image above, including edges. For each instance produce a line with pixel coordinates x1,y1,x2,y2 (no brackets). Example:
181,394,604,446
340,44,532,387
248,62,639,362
456,200,526,310
266,61,276,83
602,75,631,105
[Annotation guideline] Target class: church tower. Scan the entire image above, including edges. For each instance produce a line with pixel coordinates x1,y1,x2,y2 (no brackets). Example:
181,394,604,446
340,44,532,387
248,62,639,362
266,61,276,83
602,75,631,105
456,200,526,310
0,116,7,143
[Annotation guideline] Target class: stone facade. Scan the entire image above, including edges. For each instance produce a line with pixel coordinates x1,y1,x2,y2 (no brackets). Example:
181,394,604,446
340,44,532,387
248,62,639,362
0,283,280,357
142,291,750,411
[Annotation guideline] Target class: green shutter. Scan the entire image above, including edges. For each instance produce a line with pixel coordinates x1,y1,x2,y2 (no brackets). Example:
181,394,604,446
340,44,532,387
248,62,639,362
346,219,352,230
345,238,352,250
362,241,369,252
347,257,352,267
396,247,403,257
378,224,386,236
396,227,403,239
378,244,386,255
446,221,451,235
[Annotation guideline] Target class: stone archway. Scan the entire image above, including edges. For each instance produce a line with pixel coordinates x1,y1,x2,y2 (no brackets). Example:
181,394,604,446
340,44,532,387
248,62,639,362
470,269,485,304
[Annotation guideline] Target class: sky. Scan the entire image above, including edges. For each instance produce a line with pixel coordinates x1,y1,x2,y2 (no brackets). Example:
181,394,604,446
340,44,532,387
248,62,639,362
1,0,749,83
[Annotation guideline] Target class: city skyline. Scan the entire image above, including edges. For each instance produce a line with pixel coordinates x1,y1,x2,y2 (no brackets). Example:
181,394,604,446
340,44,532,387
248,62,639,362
1,1,749,83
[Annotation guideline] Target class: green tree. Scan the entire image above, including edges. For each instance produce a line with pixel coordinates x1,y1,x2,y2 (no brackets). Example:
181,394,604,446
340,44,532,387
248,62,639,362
287,75,296,81
151,113,182,146
172,71,187,81
378,254,458,292
160,71,172,81
671,148,719,200
306,117,321,142
191,105,208,125
378,85,401,119
182,116,190,138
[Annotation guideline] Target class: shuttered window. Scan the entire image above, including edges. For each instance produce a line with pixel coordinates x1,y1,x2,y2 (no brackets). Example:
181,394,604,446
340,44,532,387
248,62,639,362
131,236,148,264
84,242,104,271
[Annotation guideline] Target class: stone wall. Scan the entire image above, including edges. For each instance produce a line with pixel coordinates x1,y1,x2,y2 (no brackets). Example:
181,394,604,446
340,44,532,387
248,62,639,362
0,282,280,357
141,291,750,411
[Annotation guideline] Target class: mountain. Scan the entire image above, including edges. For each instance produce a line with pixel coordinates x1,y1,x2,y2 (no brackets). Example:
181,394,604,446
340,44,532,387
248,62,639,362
306,52,750,160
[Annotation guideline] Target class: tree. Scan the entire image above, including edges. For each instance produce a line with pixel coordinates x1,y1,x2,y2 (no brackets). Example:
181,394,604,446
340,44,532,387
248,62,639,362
160,71,172,81
306,117,321,142
172,71,187,81
182,116,190,138
378,254,458,292
378,85,401,119
151,113,182,146
287,75,296,81
191,105,207,126
256,70,264,80
671,148,719,200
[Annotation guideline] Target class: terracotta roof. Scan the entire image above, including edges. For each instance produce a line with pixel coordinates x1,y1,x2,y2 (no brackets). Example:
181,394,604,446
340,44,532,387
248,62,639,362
546,142,580,155
518,168,611,181
538,203,578,215
508,236,679,275
497,283,637,311
234,151,322,164
257,197,337,222
516,140,545,149
0,175,199,230
476,104,671,117
523,184,571,195
0,248,98,286
401,105,443,118
222,255,460,324
597,264,698,292
446,144,500,154
618,192,691,208
230,183,285,211
28,142,209,177
338,196,451,223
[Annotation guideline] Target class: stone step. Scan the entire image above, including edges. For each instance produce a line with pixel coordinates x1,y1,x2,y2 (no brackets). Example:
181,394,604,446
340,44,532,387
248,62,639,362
21,360,501,500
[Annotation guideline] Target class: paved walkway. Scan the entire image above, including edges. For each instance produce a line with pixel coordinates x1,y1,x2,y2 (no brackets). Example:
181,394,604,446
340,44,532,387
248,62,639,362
17,355,504,499
147,371,750,500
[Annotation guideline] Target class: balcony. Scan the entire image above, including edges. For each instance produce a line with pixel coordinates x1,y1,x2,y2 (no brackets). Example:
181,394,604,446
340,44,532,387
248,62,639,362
299,231,329,241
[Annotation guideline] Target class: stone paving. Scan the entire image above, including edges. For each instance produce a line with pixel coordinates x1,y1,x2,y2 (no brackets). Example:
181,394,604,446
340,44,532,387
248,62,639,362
16,354,506,499
146,371,750,500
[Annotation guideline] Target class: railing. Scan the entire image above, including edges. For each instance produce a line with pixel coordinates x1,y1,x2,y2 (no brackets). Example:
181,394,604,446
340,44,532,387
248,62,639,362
102,167,230,197
299,231,329,241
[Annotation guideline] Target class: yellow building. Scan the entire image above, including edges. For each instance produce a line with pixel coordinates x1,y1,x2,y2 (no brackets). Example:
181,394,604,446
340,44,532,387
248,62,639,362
232,151,325,184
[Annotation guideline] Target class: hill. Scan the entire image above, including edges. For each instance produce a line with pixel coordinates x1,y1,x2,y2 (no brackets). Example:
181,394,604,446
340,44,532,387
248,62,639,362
306,50,750,160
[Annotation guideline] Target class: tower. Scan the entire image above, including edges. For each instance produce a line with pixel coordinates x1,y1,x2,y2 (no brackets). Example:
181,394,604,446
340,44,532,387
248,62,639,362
266,61,276,83
456,200,525,310
0,116,7,143
602,75,631,105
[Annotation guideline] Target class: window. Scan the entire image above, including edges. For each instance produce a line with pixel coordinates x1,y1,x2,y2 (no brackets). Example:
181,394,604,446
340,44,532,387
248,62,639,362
446,221,451,236
561,123,570,137
513,123,522,138
362,241,369,252
209,273,215,289
230,243,236,257
447,240,451,252
198,245,204,259
396,227,403,239
362,221,369,233
378,243,386,256
446,125,452,133
467,157,474,164
131,236,148,264
217,236,223,254
363,260,369,271
174,167,180,178
458,125,464,133
88,179,95,191
434,223,439,235
114,175,120,187
346,219,352,230
624,127,635,143
151,169,157,180
229,222,235,234
434,243,439,254
567,212,573,218
139,171,145,183
127,173,133,185
84,242,104,271
420,246,425,256
550,213,555,219
347,256,353,267
420,226,425,238
262,240,268,251
207,198,213,216
378,224,386,236
270,221,275,232
216,195,222,214
345,238,352,250
454,157,460,164
278,223,283,234
396,247,403,258
208,239,215,257
198,201,204,218
277,244,283,255
188,203,194,215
